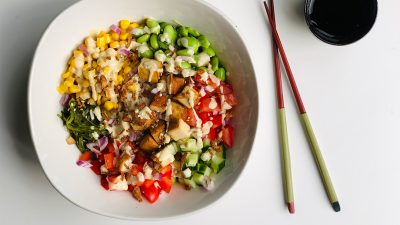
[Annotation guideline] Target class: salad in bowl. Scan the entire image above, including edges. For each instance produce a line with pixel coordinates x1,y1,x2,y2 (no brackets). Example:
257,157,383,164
57,18,237,204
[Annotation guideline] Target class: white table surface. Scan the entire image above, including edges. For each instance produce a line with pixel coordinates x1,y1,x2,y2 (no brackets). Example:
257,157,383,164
1,0,400,224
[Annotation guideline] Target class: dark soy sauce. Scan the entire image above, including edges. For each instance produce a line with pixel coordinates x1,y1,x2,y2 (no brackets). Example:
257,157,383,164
304,0,378,45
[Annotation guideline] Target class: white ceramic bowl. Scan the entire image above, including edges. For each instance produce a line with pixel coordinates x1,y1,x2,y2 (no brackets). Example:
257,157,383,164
28,0,258,220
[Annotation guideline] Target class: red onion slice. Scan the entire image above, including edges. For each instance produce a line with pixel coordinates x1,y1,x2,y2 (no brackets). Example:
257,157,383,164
120,48,130,56
129,131,138,142
79,44,89,57
98,136,108,151
110,24,121,34
59,94,70,107
86,142,101,155
76,160,92,168
128,68,138,76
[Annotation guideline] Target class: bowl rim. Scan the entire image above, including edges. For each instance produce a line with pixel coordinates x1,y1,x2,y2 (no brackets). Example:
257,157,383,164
28,0,259,220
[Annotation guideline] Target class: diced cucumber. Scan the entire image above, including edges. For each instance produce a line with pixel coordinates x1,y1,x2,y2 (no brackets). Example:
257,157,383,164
185,153,199,167
196,164,212,176
183,178,197,188
180,138,201,152
202,138,211,148
192,172,205,185
211,147,226,174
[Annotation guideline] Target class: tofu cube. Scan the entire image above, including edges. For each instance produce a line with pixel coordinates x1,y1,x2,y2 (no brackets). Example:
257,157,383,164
150,120,166,145
171,101,187,120
149,94,168,112
138,58,163,83
174,85,200,108
140,134,160,151
167,119,191,141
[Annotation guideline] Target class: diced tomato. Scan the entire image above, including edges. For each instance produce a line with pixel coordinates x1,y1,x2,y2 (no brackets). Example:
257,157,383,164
224,93,238,106
107,174,120,184
106,143,115,153
222,125,234,148
198,97,221,113
127,184,134,192
210,115,222,128
205,126,216,140
100,175,109,190
104,152,115,170
217,82,233,94
134,151,146,165
159,164,172,175
79,151,92,161
185,108,198,127
142,179,155,189
159,177,172,193
141,181,161,204
194,74,207,85
131,164,143,176
90,160,101,175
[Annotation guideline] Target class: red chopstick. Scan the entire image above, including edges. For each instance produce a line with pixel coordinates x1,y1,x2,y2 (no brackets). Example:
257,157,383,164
263,1,340,212
269,0,295,214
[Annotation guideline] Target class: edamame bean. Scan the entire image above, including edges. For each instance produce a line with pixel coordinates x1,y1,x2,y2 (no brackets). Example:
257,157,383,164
187,27,200,37
203,47,216,57
177,26,189,37
159,22,169,30
215,68,226,81
154,50,167,62
150,34,159,50
177,49,194,56
211,56,219,72
198,35,210,49
178,37,199,51
180,61,191,69
158,38,169,50
137,34,150,43
163,25,177,44
132,27,144,37
146,19,159,28
140,49,154,59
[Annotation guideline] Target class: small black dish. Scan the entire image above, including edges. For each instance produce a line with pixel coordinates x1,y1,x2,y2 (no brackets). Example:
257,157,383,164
304,0,378,45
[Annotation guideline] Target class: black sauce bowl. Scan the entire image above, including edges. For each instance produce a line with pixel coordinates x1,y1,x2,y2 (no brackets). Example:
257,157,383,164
304,0,378,45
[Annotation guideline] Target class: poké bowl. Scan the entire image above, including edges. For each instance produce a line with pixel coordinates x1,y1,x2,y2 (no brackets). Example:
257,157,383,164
28,0,258,220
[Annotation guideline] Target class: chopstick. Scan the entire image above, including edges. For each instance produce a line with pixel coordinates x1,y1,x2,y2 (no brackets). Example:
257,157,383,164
269,0,295,214
263,1,341,212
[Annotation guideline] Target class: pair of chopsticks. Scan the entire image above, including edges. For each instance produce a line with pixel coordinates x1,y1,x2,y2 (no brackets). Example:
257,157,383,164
263,0,340,213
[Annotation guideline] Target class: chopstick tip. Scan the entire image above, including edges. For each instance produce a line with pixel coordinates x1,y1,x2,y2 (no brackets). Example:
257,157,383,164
331,201,341,212
288,202,295,214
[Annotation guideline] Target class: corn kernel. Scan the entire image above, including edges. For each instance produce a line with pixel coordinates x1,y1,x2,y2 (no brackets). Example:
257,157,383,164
111,32,119,41
68,66,75,73
97,61,105,67
129,84,137,92
104,33,111,44
69,58,76,67
69,85,81,93
117,75,124,84
73,50,83,57
99,31,106,36
96,36,106,48
123,66,132,75
109,41,120,48
119,41,127,47
63,78,74,87
104,101,114,111
119,31,129,41
57,84,68,94
113,102,119,109
102,66,110,75
62,72,71,79
82,79,90,88
120,20,130,30
128,22,139,30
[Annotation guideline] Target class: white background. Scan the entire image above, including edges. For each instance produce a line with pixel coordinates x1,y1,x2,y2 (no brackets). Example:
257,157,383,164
1,0,400,224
